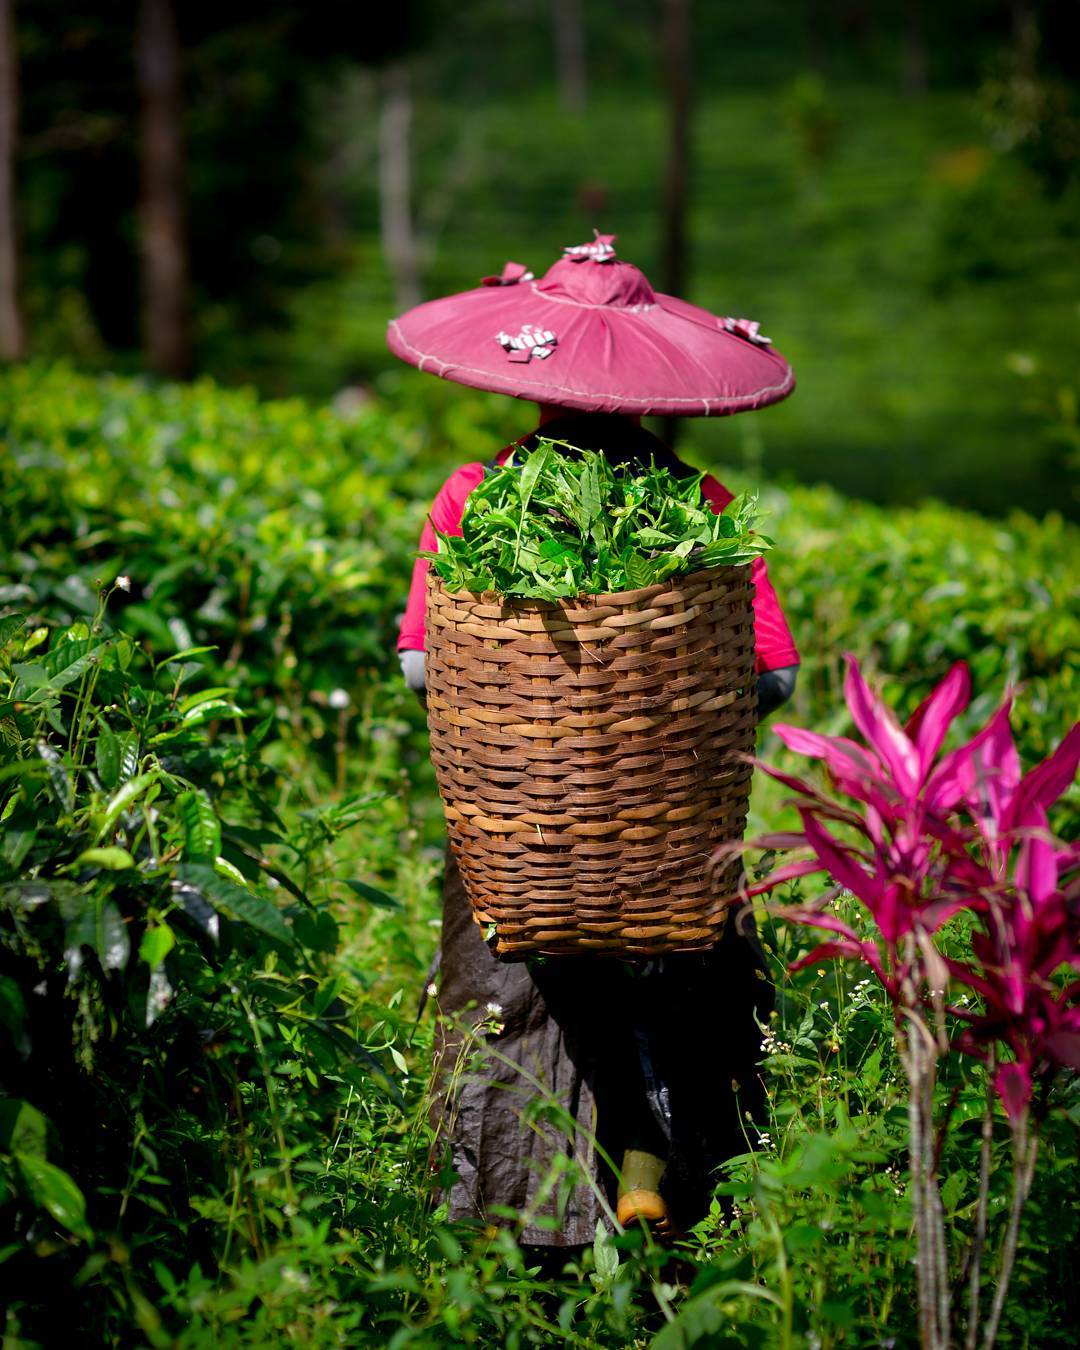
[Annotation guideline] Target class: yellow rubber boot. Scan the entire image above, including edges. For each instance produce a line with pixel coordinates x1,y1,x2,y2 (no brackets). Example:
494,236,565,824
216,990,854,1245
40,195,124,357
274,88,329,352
616,1148,671,1233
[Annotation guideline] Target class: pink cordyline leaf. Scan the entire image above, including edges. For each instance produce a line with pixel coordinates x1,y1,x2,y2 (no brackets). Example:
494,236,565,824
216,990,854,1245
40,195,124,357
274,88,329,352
771,724,883,793
966,700,1022,835
844,653,921,799
993,1061,1033,1123
904,660,971,781
799,811,884,910
743,857,825,898
924,697,1015,815
1009,722,1080,824
789,939,891,989
750,758,872,832
1013,818,1061,905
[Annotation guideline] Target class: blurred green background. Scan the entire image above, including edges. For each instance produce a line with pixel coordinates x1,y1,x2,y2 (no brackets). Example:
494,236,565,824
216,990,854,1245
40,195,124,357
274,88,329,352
8,0,1080,516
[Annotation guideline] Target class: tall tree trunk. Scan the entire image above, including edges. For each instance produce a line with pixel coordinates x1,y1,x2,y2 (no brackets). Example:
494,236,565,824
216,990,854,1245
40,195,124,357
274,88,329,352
1011,0,1038,78
552,0,586,114
0,0,24,361
902,0,928,94
136,0,191,378
379,61,421,313
661,0,693,447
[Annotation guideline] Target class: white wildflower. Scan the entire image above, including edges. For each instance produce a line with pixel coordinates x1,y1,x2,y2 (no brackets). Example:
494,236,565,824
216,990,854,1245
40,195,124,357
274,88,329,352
328,688,350,709
115,575,132,592
484,1001,503,1017
425,982,438,998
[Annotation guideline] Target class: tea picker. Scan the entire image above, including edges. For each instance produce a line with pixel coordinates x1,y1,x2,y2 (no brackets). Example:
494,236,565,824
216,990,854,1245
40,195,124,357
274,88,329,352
389,233,799,1245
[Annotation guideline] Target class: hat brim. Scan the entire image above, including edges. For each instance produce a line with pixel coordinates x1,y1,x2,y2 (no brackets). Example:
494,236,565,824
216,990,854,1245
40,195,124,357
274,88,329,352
386,281,794,417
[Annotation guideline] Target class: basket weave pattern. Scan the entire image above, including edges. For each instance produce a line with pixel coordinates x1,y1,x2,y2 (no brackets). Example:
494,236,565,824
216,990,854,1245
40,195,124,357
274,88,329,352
426,565,757,958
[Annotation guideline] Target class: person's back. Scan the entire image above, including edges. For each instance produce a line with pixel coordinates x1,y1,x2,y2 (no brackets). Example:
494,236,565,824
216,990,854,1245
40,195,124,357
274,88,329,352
388,233,799,1245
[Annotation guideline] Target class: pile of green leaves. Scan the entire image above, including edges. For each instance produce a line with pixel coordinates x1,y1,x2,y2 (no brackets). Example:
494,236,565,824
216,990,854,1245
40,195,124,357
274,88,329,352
423,439,772,600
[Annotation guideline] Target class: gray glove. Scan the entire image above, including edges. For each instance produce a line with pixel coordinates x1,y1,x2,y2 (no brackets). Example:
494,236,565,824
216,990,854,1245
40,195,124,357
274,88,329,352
400,648,427,695
756,664,798,718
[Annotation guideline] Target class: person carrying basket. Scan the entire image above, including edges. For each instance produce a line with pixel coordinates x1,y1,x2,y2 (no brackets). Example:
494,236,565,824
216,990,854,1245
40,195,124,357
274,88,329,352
390,233,799,1248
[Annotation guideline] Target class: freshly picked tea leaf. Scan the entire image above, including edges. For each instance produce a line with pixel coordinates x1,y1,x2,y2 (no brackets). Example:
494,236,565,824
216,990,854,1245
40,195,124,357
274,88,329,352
422,440,771,600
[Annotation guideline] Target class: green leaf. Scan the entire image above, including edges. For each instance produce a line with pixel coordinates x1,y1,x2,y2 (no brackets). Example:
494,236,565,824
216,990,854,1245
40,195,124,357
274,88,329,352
74,846,135,871
156,646,218,669
15,1152,93,1241
592,1220,619,1284
63,895,129,974
37,741,74,813
95,723,120,788
96,772,158,841
623,551,655,590
940,1171,966,1215
180,699,241,727
344,879,402,910
176,789,221,860
178,686,234,715
139,924,176,970
116,731,140,784
41,638,99,687
0,1098,46,1155
0,976,28,1050
177,863,291,943
14,663,49,692
0,613,26,651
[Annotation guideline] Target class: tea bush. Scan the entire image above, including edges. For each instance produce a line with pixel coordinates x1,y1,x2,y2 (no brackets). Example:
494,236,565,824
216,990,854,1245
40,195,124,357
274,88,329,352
1,364,1077,1345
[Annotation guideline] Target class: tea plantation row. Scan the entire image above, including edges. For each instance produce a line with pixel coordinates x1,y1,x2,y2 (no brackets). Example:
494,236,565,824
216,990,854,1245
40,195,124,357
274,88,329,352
0,363,1076,1345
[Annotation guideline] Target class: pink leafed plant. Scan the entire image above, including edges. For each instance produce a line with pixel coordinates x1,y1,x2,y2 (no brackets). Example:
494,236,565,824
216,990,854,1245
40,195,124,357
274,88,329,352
737,654,1079,1350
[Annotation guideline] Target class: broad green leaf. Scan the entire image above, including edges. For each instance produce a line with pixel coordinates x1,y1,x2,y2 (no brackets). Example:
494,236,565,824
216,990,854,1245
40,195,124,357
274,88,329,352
344,879,402,910
13,663,49,692
177,863,291,943
623,551,655,590
15,1152,93,1241
74,846,135,871
21,627,48,655
156,645,218,669
0,1098,46,1154
592,1220,619,1283
313,972,345,1016
116,731,140,784
178,686,234,716
95,723,120,788
635,527,677,547
180,699,240,727
96,772,158,841
0,613,26,650
41,638,99,686
0,977,28,1049
37,742,74,813
64,898,130,973
139,923,176,969
176,789,221,860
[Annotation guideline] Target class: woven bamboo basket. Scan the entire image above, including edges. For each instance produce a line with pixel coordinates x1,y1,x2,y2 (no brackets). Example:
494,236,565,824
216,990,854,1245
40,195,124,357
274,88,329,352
425,564,757,958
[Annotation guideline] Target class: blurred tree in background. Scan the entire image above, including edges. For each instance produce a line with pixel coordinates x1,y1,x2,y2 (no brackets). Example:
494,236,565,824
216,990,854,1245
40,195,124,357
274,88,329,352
2,0,1078,516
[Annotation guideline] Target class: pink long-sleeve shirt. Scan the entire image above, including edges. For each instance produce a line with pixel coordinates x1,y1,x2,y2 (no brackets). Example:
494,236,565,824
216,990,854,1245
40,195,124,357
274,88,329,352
399,448,800,675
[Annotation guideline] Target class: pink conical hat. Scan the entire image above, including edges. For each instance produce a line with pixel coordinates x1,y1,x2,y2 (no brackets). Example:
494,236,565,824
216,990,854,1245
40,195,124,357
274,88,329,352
386,232,794,417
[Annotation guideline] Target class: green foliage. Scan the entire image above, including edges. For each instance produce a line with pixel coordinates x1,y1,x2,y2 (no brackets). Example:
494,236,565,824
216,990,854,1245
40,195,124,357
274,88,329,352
424,441,769,599
1,364,1077,1344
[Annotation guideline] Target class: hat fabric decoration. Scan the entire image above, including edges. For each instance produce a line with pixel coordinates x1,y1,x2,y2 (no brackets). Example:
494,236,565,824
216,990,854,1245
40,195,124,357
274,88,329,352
386,231,794,417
